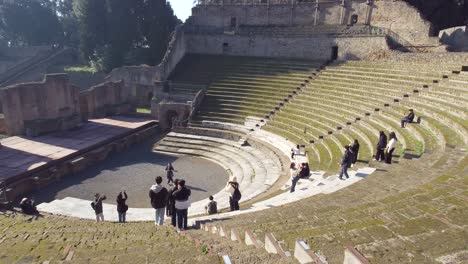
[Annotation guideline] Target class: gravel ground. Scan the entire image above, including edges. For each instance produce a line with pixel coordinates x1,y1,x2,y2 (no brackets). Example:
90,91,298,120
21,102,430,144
31,138,229,208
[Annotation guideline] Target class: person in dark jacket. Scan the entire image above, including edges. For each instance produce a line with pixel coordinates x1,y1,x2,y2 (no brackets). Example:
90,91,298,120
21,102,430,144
19,197,38,215
172,180,191,231
166,179,179,227
401,109,415,128
374,131,387,162
350,139,360,167
165,163,177,185
149,176,169,226
339,146,351,180
92,193,106,222
205,195,217,215
225,176,240,211
116,190,128,223
299,162,310,178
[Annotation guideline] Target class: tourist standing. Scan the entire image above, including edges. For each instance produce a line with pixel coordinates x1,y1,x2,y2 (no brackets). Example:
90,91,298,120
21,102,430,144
116,190,128,223
290,163,300,193
173,180,191,231
165,162,177,185
205,195,218,215
166,179,179,227
149,176,169,226
225,176,241,211
401,109,415,128
92,193,106,222
375,131,387,162
385,132,398,164
351,139,360,167
339,146,352,180
291,145,300,159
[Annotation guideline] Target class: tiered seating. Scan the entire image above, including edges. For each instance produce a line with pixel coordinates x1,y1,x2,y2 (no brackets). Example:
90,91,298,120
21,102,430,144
153,127,286,214
169,54,323,124
195,154,467,263
265,61,467,172
181,62,467,262
0,212,219,263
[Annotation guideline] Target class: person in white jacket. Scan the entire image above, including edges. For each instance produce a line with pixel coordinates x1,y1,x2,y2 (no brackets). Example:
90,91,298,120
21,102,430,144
385,132,398,164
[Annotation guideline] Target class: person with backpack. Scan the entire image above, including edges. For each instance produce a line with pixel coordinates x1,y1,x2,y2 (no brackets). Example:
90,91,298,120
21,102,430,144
116,190,128,223
205,195,217,215
149,176,169,226
225,176,241,211
91,193,106,222
172,179,191,231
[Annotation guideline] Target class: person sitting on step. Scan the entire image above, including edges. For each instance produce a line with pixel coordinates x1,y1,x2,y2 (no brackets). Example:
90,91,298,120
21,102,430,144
401,109,415,128
205,195,217,215
20,197,38,215
299,162,310,178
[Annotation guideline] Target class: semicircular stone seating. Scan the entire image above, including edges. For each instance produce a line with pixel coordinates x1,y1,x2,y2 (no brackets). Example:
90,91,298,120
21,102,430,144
264,60,468,172
182,57,467,263
153,130,284,215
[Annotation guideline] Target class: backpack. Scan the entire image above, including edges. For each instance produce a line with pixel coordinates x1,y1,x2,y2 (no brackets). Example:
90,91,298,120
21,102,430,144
232,186,242,202
90,201,96,210
207,201,217,214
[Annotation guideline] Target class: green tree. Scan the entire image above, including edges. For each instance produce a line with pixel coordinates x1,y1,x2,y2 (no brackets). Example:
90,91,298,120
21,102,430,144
141,0,179,66
0,0,62,46
73,0,107,60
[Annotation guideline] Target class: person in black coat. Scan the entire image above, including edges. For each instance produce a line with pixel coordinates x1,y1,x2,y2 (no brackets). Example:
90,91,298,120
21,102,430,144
339,146,352,180
172,180,191,231
166,179,179,227
92,193,106,222
116,191,128,223
375,131,387,162
351,139,360,167
401,109,415,128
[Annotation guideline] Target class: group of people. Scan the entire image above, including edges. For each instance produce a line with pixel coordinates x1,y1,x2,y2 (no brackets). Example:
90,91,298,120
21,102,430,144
375,130,398,164
89,163,242,231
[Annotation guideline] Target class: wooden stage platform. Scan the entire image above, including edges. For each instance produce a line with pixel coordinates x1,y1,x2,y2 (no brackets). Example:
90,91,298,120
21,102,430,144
0,116,157,185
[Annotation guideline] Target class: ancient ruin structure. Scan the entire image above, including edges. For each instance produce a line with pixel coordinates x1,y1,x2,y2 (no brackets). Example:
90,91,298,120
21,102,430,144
0,74,81,136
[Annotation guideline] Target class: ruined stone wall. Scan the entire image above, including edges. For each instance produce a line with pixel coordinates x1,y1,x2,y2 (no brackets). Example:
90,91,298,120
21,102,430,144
191,2,356,27
0,74,81,136
371,0,436,46
79,80,132,119
186,33,388,60
190,0,437,46
159,25,188,81
439,26,468,52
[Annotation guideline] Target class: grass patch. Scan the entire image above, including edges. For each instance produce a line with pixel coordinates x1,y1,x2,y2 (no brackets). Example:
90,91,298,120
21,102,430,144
64,65,96,74
136,108,151,114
